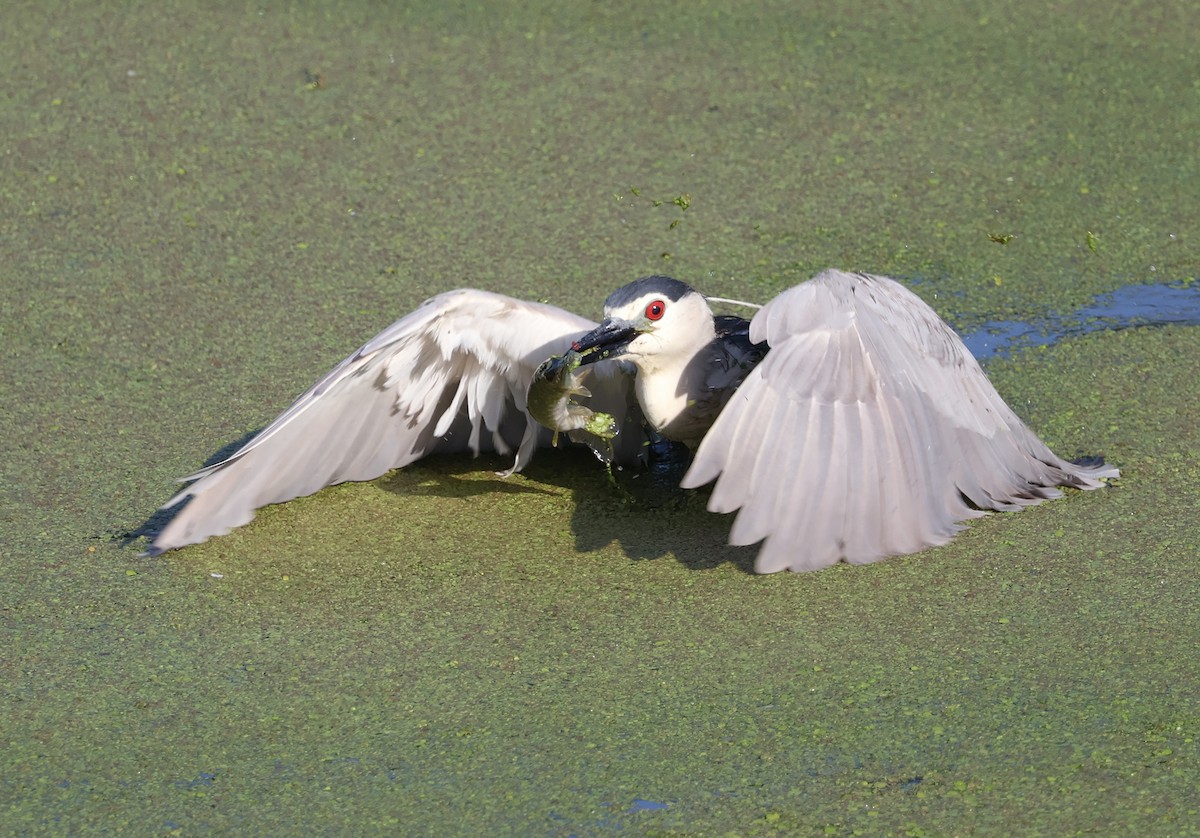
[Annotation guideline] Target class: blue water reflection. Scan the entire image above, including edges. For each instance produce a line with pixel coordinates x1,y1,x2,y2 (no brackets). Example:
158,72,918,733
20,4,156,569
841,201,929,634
961,281,1200,361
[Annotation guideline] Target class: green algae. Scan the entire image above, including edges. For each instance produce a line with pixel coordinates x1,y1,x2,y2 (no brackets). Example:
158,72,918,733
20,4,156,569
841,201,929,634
2,0,1199,834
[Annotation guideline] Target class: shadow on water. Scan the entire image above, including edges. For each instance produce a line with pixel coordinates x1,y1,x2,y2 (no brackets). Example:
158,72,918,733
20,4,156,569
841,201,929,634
123,429,263,548
380,450,762,575
961,280,1200,361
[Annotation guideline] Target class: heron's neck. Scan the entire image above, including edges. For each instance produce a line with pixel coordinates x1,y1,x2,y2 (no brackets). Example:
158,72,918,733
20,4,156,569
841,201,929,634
631,321,718,446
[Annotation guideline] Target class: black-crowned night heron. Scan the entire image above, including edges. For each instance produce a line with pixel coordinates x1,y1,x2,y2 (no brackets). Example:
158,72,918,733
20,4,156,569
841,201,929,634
147,269,1117,571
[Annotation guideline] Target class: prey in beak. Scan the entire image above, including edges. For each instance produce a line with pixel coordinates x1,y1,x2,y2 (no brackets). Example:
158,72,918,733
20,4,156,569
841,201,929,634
572,318,638,365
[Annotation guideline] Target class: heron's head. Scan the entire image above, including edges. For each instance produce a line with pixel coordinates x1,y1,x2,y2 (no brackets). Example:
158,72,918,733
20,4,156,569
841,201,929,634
573,276,715,371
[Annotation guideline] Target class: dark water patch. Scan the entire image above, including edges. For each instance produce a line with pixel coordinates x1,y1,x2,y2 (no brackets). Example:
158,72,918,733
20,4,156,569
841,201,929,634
628,798,669,812
962,281,1200,361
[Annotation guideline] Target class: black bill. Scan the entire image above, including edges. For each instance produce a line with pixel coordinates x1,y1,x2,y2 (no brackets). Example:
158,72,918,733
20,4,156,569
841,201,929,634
571,318,637,364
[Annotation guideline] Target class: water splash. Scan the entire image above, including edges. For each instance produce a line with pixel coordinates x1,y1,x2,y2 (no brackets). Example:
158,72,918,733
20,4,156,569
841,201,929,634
961,281,1200,361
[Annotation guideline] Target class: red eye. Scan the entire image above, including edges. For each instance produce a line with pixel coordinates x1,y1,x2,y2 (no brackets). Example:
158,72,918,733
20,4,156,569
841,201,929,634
645,300,666,321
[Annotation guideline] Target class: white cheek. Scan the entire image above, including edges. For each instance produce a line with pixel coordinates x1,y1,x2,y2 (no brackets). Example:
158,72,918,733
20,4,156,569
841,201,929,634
629,329,665,355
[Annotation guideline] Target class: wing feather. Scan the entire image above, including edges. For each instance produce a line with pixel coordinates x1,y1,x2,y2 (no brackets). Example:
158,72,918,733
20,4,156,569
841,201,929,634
149,289,634,555
683,269,1118,573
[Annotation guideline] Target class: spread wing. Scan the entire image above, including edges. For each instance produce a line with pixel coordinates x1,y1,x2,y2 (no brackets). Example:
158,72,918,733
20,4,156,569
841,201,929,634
681,270,1118,573
148,289,637,555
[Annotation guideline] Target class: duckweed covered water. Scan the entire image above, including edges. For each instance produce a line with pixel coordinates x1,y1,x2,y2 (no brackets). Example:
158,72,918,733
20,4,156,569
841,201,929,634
2,0,1198,834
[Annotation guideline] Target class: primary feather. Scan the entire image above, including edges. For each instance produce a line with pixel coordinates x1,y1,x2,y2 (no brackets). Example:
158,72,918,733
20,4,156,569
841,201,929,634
681,270,1117,572
148,289,637,555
